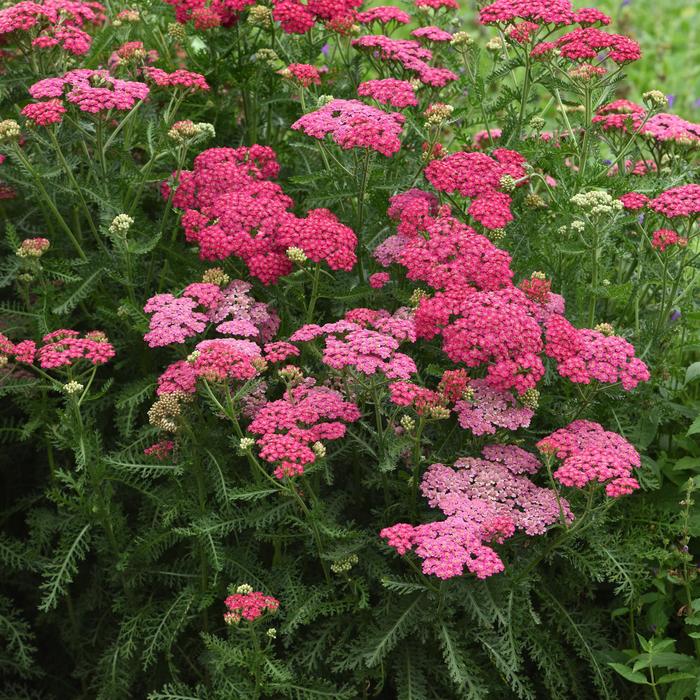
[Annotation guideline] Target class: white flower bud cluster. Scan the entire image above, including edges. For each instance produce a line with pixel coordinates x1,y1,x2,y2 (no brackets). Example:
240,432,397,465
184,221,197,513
570,190,623,216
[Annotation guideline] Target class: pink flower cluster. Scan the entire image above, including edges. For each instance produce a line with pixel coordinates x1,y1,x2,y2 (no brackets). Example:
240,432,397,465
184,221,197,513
1,329,116,369
143,440,175,460
27,69,149,121
351,35,458,88
652,229,688,252
537,420,641,497
249,380,361,478
166,146,357,283
290,309,417,380
454,379,534,435
411,25,453,43
593,101,700,146
544,315,650,390
355,5,410,24
149,279,279,394
480,0,609,26
292,99,405,157
381,445,571,579
143,67,210,91
164,0,256,29
649,184,700,219
618,192,649,211
424,149,528,229
0,0,105,56
357,79,417,109
532,27,641,64
224,590,279,623
283,63,322,87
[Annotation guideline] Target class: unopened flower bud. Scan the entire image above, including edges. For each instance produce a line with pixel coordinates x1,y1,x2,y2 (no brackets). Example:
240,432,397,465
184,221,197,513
643,90,668,108
499,175,516,192
0,120,20,142
16,237,50,258
486,36,503,52
239,437,255,451
266,627,277,638
63,381,84,395
312,441,327,458
202,267,230,286
109,213,133,237
529,116,545,132
286,246,307,264
520,388,540,409
236,583,254,594
400,415,415,432
451,31,473,46
409,289,428,307
247,5,272,27
167,22,187,41
594,322,615,336
424,103,453,126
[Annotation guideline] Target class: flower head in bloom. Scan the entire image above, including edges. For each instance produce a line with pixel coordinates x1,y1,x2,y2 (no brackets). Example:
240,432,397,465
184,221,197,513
381,444,571,579
618,192,649,211
537,420,640,496
652,228,688,252
21,98,66,126
143,67,209,91
249,380,361,478
454,379,534,435
544,315,649,391
292,99,405,157
224,589,279,623
16,237,50,258
411,25,452,43
0,1,105,56
649,184,700,219
357,79,417,109
29,69,149,115
424,149,526,230
369,272,391,288
36,330,115,369
355,5,410,24
290,310,417,380
144,440,175,460
280,63,322,87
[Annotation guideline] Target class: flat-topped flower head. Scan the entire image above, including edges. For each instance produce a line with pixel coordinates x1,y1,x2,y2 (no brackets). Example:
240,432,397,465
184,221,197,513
649,184,700,219
537,420,641,496
224,589,279,623
357,79,417,109
292,98,405,157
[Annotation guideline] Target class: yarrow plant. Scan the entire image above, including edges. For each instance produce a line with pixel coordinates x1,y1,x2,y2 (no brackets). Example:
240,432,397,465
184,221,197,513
0,0,698,698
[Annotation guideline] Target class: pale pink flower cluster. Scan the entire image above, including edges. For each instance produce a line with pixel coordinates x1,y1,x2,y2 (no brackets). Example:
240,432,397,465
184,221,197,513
166,146,357,283
544,315,650,390
454,379,534,435
381,445,571,579
290,309,417,380
351,35,458,88
357,79,417,109
355,5,410,24
537,420,641,496
249,380,361,478
292,99,405,157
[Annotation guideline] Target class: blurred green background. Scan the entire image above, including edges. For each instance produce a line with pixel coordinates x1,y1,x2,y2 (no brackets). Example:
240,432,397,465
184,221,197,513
595,0,700,117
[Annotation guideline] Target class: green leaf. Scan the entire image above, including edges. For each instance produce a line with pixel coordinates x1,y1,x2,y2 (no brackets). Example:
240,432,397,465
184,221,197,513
657,673,698,684
685,362,700,385
608,663,648,684
688,415,700,437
